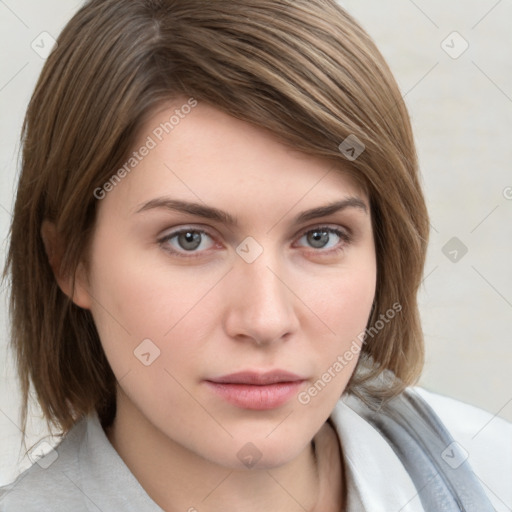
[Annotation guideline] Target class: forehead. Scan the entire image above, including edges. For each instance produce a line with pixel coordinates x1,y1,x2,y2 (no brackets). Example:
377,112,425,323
102,98,368,219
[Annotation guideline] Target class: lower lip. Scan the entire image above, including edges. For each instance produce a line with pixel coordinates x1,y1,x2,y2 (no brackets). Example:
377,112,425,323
205,381,305,410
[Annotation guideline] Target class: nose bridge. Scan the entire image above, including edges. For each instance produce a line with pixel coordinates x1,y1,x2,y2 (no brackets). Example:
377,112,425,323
224,247,298,343
246,258,285,309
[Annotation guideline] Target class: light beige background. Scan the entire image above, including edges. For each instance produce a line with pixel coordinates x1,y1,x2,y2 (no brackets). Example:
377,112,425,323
1,0,511,486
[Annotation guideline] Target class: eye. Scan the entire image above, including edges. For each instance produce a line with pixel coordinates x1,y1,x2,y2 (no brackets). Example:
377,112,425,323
295,226,350,251
159,228,215,255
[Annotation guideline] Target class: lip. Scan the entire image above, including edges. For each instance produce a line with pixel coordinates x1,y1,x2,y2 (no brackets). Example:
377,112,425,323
208,370,305,385
205,370,306,410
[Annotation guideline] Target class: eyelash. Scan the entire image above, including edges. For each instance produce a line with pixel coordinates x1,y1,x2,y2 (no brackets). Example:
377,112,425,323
294,226,351,255
158,225,352,259
158,228,215,259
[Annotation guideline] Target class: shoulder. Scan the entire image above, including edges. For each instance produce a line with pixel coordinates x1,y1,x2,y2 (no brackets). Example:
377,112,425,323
0,413,163,512
411,387,512,440
413,386,512,510
0,418,88,511
331,386,512,511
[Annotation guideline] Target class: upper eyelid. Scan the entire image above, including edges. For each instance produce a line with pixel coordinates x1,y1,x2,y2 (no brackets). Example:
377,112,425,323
157,230,345,262
293,226,350,246
157,225,212,245
158,224,215,239
159,223,349,240
293,223,351,241
158,227,216,257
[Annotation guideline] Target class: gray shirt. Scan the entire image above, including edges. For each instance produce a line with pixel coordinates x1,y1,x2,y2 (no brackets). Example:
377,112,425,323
1,388,511,511
0,412,163,511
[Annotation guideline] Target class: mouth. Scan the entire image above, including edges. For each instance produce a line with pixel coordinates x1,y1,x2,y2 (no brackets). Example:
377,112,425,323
204,370,306,410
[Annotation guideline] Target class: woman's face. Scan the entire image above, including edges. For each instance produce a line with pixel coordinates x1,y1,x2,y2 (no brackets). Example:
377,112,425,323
77,98,376,469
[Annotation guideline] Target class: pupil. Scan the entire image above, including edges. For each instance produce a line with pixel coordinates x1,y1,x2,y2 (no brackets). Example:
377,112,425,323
308,230,329,248
179,231,202,250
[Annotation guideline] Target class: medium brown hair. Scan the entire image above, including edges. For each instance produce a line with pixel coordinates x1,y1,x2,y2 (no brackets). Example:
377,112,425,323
5,0,429,436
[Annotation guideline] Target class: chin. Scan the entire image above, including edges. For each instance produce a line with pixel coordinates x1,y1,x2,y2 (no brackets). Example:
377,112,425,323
213,431,313,471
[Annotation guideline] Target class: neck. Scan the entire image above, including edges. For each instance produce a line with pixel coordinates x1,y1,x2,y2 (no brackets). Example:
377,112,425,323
105,391,344,512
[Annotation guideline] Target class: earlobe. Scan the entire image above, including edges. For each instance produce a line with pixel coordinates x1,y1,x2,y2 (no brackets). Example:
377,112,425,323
40,220,92,309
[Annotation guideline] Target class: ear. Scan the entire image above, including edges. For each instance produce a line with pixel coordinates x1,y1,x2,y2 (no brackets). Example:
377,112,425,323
41,220,92,309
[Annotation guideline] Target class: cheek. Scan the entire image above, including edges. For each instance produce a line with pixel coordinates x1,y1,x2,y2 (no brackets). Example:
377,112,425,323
85,231,226,377
303,250,376,342
296,258,376,398
87,222,183,325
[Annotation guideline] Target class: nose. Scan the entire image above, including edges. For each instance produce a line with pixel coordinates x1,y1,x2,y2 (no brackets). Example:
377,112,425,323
222,253,300,346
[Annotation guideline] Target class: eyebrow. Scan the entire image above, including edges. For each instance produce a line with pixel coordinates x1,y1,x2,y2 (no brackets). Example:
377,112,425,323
135,198,236,224
295,197,368,223
135,196,368,226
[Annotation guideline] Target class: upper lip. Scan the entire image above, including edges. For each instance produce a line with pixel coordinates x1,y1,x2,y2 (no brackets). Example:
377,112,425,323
206,370,305,385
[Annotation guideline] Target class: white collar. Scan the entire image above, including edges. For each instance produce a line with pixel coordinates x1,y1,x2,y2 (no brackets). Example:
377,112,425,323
329,399,426,512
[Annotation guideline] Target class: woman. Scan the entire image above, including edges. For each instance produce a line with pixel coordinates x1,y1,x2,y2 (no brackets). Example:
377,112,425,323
0,0,510,510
